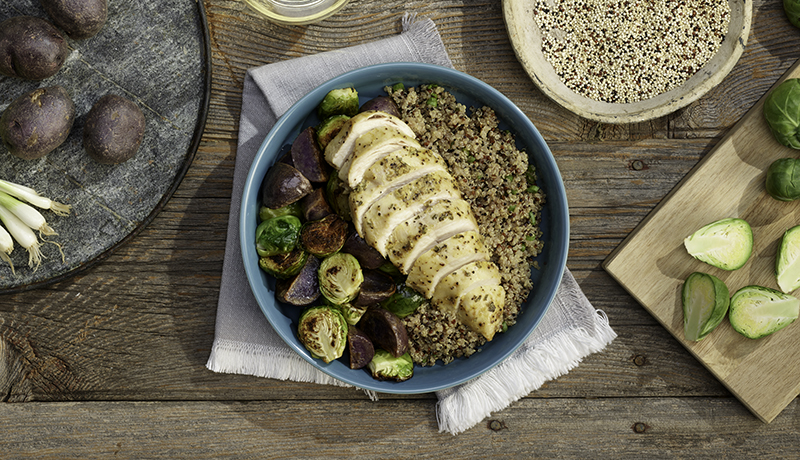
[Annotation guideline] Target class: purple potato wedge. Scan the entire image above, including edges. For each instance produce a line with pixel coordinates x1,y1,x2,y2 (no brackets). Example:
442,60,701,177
359,307,409,358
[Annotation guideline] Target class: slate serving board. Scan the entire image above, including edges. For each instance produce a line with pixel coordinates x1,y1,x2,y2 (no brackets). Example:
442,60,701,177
604,59,800,423
0,0,211,292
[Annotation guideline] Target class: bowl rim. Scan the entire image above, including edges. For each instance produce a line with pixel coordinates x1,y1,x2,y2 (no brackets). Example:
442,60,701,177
240,62,570,393
503,0,753,123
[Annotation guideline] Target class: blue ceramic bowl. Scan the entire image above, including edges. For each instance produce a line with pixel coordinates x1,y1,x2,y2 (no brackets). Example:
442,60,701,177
241,62,569,394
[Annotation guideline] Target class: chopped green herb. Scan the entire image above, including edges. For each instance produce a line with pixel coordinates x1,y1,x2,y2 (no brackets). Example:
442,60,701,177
391,82,405,92
426,95,438,107
525,164,537,186
526,235,536,241
505,174,514,182
529,211,536,225
467,155,476,163
508,205,517,212
526,185,540,193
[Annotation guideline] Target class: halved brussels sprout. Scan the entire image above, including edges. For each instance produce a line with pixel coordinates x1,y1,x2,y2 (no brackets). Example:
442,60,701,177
335,302,368,326
380,283,425,318
259,247,308,279
256,215,302,257
317,87,359,119
683,218,753,271
297,305,348,363
316,114,350,151
300,214,348,257
776,225,800,293
259,201,302,222
729,285,800,339
682,272,730,341
318,252,363,304
367,349,414,382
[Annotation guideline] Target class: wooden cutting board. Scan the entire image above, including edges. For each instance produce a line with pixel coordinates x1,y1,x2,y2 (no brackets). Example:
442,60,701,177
604,59,800,423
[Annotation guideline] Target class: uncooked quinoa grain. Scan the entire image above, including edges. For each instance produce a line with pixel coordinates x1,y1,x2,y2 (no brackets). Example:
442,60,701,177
533,0,731,103
385,84,545,366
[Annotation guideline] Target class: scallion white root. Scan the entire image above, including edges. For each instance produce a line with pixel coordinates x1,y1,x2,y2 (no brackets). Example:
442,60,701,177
0,179,72,216
0,191,57,237
0,224,15,276
0,204,43,271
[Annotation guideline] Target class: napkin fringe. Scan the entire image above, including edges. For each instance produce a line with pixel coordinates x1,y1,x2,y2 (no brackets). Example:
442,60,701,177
207,338,351,387
207,338,380,400
435,309,617,435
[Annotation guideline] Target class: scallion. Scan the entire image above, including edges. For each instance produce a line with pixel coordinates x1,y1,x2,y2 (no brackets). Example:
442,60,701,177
0,179,72,216
0,191,57,237
0,204,43,270
0,224,15,276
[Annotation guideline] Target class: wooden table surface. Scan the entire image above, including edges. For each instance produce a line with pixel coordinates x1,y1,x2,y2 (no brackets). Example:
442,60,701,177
2,0,800,457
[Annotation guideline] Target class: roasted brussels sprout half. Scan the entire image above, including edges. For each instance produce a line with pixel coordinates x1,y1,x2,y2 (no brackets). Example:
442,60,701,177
316,114,350,150
317,87,359,119
318,252,363,304
297,305,348,363
259,201,302,222
335,302,368,326
256,215,302,257
259,247,308,279
300,214,348,257
325,173,351,222
367,349,414,382
380,283,425,317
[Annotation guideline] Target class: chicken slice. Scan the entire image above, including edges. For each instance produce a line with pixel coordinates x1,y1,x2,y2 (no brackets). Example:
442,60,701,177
349,147,449,235
341,125,421,187
456,284,505,341
431,260,502,315
406,231,490,299
324,111,416,171
360,171,459,256
432,260,505,341
385,199,479,274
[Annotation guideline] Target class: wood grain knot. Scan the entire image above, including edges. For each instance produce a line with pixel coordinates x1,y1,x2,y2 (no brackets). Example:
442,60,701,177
488,420,507,431
632,422,649,434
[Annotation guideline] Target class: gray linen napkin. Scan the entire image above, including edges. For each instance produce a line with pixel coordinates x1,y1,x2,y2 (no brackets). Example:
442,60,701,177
206,14,617,435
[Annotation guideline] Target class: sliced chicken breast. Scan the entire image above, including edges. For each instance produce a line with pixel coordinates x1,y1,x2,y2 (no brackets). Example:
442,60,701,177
341,125,421,187
360,171,459,256
431,260,502,315
385,199,479,274
406,231,490,299
349,147,449,235
324,111,416,171
432,260,505,341
456,284,505,341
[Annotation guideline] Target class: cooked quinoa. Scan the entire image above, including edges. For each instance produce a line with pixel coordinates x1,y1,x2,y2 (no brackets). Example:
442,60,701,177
385,84,546,366
533,0,731,103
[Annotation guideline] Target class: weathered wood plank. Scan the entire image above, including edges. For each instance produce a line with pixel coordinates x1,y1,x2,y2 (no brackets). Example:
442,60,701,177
0,398,797,458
